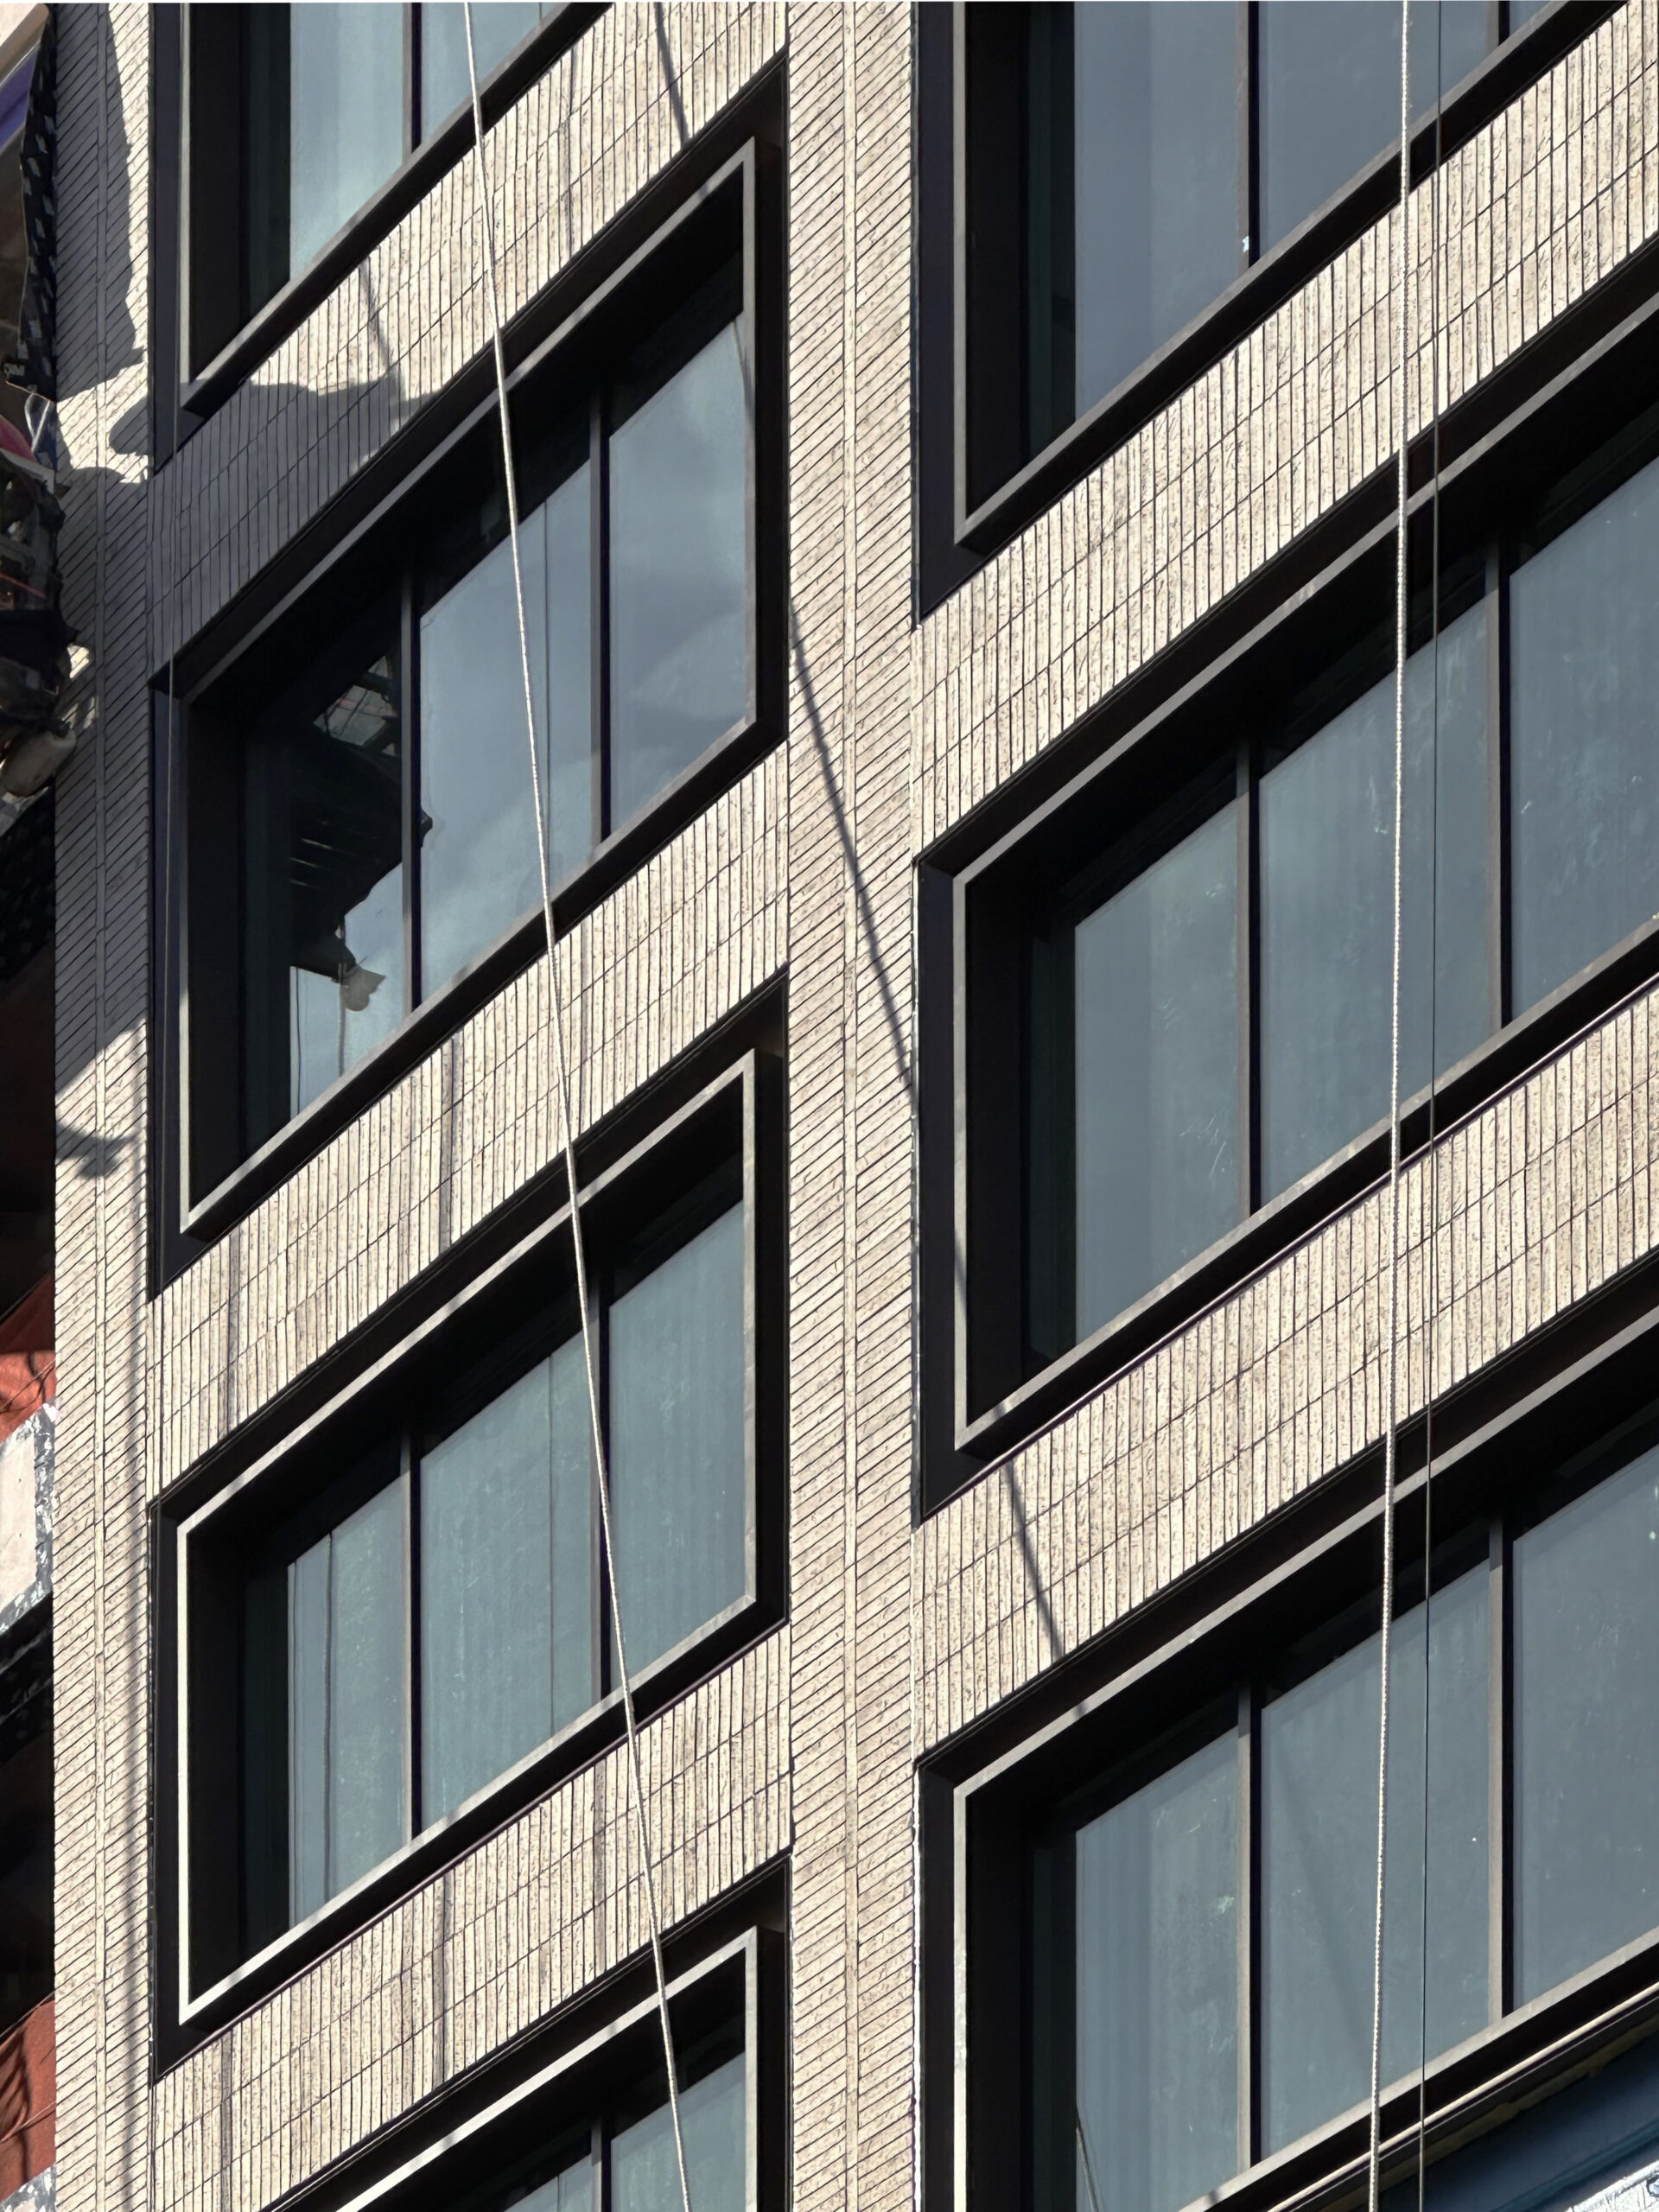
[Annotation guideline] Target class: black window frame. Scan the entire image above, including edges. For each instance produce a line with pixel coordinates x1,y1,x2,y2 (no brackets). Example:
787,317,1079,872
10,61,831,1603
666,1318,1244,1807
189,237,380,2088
162,1036,786,2048
918,257,1659,1507
916,0,1616,611
150,3,607,452
296,1923,786,2212
926,1300,1659,2212
153,128,785,1278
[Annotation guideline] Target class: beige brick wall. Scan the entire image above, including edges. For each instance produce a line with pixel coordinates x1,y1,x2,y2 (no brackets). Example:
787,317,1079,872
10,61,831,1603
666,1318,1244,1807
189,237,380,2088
45,7,1659,2212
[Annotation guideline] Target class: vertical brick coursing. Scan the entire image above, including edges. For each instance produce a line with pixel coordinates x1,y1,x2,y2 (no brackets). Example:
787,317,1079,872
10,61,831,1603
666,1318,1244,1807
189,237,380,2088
42,6,1659,2212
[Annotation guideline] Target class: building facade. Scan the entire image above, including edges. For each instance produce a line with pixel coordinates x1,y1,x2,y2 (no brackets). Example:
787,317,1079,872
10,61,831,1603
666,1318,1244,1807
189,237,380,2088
10,7,1659,2212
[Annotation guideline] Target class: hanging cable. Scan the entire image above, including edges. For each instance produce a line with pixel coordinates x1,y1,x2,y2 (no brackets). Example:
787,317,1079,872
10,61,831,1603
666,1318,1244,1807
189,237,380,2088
1367,7,1414,2212
460,21,695,2212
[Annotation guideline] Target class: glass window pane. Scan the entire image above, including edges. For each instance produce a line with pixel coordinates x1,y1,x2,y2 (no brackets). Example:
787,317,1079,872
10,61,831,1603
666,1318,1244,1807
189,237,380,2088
1510,452,1659,1014
609,321,749,828
612,2053,747,2212
1261,1569,1490,2154
1260,5,1492,253
289,6,405,273
419,460,592,995
1071,4,1238,418
288,1480,408,1916
1073,804,1238,1338
420,3,549,132
420,1337,594,1822
261,652,405,1131
1074,1732,1239,2212
1514,1439,1659,2003
1259,602,1490,1202
608,1204,748,1676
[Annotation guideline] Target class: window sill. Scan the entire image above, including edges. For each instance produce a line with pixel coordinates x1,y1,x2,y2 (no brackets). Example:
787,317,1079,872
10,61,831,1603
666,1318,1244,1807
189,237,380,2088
177,704,776,1256
954,909,1659,1477
166,3,607,448
950,0,1615,574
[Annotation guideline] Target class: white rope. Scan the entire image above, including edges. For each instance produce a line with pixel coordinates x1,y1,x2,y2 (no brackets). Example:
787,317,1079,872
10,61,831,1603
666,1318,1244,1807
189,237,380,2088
1367,6,1414,2211
460,22,695,2212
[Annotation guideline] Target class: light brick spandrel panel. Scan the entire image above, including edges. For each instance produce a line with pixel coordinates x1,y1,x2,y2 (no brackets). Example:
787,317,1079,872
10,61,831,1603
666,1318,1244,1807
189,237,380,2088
149,3,785,667
153,1630,790,2212
913,1,1659,851
918,984,1658,1751
153,749,785,1490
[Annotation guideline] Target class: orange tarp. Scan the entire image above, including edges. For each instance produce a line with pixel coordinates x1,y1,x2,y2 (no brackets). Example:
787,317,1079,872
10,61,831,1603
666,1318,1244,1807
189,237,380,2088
0,1276,52,1447
0,1995,54,2195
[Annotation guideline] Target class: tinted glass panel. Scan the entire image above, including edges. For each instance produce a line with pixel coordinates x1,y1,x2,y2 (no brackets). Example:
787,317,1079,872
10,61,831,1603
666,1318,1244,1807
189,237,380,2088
419,458,592,991
289,1479,408,1920
1514,1437,1659,2003
0,1724,51,2039
610,321,749,826
1072,802,1239,1338
257,650,405,1132
419,1336,594,1823
1260,4,1491,252
1073,1731,1239,2212
612,2053,747,2212
1259,602,1490,1201
1261,1569,1489,2153
288,5,405,273
1510,452,1659,1013
420,3,550,130
608,1204,747,1675
1061,4,1238,430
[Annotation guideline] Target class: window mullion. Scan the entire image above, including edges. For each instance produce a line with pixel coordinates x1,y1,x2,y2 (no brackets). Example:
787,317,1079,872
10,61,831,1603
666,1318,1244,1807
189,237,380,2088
404,4,419,159
1237,1681,1260,2172
1487,536,1511,1031
401,571,422,1014
1489,1513,1510,2025
1238,1,1259,272
593,1269,612,1704
403,1434,421,1844
1237,741,1260,1222
592,387,611,854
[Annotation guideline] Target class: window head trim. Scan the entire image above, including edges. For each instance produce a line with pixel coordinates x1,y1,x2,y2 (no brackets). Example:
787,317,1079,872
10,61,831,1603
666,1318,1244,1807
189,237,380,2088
166,1039,786,2048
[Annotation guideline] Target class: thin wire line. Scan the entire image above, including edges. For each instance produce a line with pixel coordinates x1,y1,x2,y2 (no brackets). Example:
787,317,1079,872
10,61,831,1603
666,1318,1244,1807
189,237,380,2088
1368,5,1414,2211
460,21,694,2212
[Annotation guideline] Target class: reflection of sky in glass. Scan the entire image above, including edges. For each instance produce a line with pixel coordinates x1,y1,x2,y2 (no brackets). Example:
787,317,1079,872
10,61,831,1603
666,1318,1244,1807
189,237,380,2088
288,6,404,273
612,2054,747,2212
609,322,748,826
420,3,550,131
289,657,405,1118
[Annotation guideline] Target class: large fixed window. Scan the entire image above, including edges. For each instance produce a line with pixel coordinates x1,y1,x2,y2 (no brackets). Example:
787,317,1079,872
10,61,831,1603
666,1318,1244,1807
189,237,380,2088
175,1050,783,2012
955,1401,1659,2212
172,148,779,1233
956,0,1558,526
183,3,562,378
956,394,1659,1434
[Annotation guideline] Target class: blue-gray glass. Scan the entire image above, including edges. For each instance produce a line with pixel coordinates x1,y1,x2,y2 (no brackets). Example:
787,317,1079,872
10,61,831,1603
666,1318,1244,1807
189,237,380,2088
1260,5,1492,252
419,461,592,993
1074,804,1238,1338
609,322,748,829
1510,452,1659,1015
419,1336,594,1824
288,6,405,273
288,1480,408,1923
420,4,550,132
503,2159,592,2212
1261,1568,1489,2154
284,658,406,1121
1259,602,1490,1203
612,2053,747,2212
1074,1731,1238,2212
608,1204,747,1676
1514,1439,1659,2004
1071,4,1238,417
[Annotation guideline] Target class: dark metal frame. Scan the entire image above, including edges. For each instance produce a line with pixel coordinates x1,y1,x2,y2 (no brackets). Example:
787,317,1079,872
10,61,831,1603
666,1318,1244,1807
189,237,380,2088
918,258,1659,1508
916,0,1615,610
152,124,785,1279
160,1036,787,2050
150,3,607,454
925,1290,1659,2212
274,1918,786,2212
